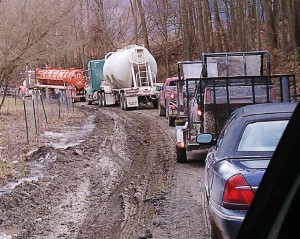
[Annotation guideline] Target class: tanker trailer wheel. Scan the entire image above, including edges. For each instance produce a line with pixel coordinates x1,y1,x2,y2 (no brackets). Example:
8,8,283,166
121,92,128,111
120,93,124,110
101,92,106,107
97,92,103,107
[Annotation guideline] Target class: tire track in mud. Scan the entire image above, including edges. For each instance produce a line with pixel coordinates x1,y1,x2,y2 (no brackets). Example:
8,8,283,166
135,108,211,239
118,109,174,238
0,104,210,239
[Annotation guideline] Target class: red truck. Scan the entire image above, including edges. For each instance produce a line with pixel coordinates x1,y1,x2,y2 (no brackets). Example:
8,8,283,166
157,77,178,126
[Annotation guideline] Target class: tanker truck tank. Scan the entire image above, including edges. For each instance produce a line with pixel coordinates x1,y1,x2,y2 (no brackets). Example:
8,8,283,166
86,45,159,110
103,45,157,89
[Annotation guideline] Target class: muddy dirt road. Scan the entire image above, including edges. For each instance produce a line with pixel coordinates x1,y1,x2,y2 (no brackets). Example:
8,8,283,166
0,104,210,239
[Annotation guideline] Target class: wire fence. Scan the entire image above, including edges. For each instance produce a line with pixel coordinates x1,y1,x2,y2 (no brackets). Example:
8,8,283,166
0,91,80,162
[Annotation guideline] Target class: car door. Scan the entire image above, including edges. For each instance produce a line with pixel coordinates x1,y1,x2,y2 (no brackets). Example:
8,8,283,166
205,113,237,198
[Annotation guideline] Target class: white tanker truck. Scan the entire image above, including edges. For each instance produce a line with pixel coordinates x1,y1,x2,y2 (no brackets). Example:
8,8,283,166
86,45,159,110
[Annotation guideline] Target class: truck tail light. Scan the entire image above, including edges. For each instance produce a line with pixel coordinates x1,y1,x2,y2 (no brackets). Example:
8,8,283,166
177,141,185,148
197,108,202,117
222,174,255,210
170,93,175,100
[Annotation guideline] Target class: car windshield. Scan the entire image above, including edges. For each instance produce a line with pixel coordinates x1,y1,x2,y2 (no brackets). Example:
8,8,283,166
169,80,177,86
238,120,289,152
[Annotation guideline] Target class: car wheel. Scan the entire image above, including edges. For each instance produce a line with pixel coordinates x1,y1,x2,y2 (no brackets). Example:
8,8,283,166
153,99,158,109
158,102,166,116
176,147,187,163
210,218,222,239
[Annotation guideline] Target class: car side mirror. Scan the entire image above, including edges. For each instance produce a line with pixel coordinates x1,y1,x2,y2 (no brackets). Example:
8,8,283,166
187,90,195,97
196,133,213,144
156,85,163,91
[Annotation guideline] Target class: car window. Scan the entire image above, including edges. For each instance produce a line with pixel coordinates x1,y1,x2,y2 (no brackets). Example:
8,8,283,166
169,80,177,86
216,113,236,148
238,120,288,152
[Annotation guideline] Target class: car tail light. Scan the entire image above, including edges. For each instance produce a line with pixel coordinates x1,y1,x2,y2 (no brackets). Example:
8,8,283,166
222,174,255,210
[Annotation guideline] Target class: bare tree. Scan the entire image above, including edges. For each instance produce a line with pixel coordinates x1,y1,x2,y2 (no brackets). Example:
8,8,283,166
129,0,139,45
0,0,77,110
295,0,300,58
136,0,150,50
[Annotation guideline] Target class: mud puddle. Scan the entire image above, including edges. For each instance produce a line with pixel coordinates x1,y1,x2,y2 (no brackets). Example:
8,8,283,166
0,149,58,197
42,113,95,149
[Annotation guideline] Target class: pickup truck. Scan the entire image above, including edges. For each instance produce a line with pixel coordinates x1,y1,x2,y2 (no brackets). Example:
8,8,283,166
175,51,297,163
157,77,178,126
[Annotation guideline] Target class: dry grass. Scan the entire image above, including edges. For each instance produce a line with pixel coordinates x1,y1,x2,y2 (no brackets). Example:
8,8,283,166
0,96,84,181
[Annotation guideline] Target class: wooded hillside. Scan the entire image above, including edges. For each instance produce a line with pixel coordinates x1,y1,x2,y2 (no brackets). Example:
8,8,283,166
0,0,299,86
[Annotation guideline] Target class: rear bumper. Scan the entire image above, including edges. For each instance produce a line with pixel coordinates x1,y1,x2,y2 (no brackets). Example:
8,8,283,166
209,200,246,239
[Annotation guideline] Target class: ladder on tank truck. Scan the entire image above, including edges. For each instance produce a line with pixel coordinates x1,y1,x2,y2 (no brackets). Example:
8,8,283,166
132,47,155,88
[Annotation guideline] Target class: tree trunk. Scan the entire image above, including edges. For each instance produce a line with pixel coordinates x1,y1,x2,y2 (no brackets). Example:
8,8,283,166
136,0,149,50
230,0,238,51
203,0,215,52
196,0,207,53
295,0,300,58
246,0,255,50
280,0,288,59
224,0,233,51
237,0,245,50
162,0,170,76
256,0,262,50
213,0,223,52
262,0,276,49
129,0,139,45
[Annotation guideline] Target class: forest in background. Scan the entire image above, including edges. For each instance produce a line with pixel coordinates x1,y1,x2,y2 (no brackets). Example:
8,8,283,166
0,0,300,92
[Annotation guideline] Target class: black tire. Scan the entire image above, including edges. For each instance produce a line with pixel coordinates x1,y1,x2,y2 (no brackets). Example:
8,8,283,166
210,218,222,239
120,93,124,109
158,102,166,116
98,92,102,107
176,147,187,163
153,99,158,109
101,92,106,107
123,93,128,111
168,116,176,126
166,105,175,126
